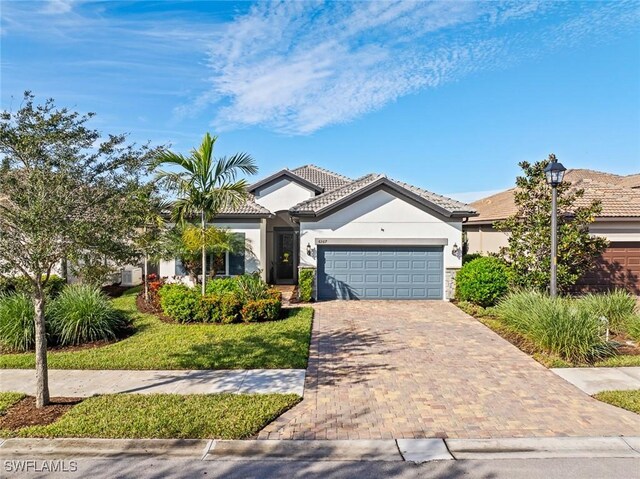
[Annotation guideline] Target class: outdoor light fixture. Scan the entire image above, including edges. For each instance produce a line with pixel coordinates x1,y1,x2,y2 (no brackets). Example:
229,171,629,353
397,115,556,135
544,154,566,187
544,154,566,297
451,243,461,257
306,243,312,256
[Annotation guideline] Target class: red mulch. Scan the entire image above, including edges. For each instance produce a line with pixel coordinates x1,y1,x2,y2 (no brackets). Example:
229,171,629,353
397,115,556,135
0,396,83,430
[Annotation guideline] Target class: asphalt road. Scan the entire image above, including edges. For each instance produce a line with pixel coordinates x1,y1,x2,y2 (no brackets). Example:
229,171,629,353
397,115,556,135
2,457,639,479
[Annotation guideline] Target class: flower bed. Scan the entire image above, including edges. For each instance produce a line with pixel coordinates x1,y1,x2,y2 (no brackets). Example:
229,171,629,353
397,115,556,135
158,275,282,324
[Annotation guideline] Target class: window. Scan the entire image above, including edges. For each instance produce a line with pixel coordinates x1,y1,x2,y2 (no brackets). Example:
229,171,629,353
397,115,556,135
208,233,245,276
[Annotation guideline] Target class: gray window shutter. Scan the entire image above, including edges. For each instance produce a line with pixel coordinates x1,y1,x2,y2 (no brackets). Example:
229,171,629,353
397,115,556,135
228,233,246,275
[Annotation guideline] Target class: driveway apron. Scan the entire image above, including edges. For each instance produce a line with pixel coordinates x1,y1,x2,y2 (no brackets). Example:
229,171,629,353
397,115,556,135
259,301,640,439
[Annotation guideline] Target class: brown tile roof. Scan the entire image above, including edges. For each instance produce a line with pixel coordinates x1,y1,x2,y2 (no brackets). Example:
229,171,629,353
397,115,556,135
290,164,353,191
290,173,476,217
468,169,640,223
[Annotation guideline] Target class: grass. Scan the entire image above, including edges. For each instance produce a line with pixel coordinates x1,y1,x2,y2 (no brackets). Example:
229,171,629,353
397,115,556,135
0,288,313,370
3,393,301,439
593,390,640,415
0,392,25,415
455,299,640,368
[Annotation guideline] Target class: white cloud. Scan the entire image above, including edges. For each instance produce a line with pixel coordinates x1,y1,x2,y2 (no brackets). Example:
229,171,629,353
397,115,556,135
176,0,637,135
41,0,75,15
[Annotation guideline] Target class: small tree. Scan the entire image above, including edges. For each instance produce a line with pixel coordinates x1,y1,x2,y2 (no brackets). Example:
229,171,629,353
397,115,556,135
164,223,244,283
0,92,161,407
495,155,608,293
134,190,171,301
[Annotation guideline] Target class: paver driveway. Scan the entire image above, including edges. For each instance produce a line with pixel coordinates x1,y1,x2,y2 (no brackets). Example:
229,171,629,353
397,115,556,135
260,301,640,440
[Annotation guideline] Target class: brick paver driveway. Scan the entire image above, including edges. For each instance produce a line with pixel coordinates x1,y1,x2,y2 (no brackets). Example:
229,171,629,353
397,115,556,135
260,301,640,440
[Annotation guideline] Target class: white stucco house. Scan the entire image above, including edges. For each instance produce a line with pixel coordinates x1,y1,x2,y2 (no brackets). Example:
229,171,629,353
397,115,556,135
159,165,477,300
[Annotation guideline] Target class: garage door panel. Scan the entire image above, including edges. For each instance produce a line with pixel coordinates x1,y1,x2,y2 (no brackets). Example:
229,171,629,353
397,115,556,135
318,245,443,300
576,241,640,294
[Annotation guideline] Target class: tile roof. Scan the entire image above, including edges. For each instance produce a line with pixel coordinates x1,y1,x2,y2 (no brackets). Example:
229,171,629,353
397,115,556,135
468,169,640,223
290,164,353,191
290,173,476,217
217,196,272,216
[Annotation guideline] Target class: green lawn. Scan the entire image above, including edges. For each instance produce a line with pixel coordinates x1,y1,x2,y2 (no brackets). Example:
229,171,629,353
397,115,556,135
0,392,25,415
2,393,300,439
593,390,640,415
0,288,313,370
456,301,640,368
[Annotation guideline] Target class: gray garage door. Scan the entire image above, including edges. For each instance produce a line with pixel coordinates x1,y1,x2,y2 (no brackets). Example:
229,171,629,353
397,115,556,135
317,245,443,300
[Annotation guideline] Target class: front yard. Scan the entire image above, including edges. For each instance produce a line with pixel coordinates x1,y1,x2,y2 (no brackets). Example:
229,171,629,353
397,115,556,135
0,288,313,370
456,299,640,368
0,392,300,439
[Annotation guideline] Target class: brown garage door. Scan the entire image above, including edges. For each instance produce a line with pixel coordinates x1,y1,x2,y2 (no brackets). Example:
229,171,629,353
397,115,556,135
577,242,640,294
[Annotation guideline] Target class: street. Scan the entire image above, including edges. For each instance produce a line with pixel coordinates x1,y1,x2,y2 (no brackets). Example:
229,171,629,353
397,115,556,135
2,457,639,479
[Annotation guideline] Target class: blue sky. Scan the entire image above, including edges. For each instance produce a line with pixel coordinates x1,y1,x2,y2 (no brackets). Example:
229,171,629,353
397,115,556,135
1,0,639,201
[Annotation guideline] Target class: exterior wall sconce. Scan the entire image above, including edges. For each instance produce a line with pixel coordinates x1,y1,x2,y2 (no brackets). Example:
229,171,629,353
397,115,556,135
451,243,461,257
306,243,312,256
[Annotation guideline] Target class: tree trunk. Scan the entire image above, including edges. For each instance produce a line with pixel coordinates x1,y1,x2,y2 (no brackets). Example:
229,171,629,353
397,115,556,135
33,288,50,408
201,210,206,296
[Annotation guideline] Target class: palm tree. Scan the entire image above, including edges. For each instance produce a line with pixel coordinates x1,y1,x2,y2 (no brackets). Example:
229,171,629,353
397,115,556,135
154,133,257,295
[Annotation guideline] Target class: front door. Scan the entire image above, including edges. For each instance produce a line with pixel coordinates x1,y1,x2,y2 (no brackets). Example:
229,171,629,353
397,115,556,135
275,230,295,284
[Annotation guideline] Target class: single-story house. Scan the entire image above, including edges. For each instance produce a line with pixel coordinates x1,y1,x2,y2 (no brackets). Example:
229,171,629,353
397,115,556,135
159,165,477,300
464,169,640,293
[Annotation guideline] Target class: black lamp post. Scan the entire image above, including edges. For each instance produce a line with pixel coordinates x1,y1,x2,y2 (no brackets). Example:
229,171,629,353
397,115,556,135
544,154,566,297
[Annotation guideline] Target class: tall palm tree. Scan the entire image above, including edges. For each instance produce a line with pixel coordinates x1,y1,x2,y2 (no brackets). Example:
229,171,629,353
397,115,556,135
155,133,257,295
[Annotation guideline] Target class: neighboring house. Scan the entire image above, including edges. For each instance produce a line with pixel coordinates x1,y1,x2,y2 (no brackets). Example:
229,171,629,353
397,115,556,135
159,165,477,300
465,169,640,293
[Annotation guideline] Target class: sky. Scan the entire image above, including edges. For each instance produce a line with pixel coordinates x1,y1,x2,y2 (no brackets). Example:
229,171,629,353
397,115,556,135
1,0,639,202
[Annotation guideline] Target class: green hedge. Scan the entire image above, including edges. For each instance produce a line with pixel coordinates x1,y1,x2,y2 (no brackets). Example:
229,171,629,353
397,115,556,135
160,275,282,324
298,268,314,302
455,256,509,307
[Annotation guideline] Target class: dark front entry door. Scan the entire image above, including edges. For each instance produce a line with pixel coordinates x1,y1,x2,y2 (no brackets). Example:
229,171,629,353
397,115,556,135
275,230,295,284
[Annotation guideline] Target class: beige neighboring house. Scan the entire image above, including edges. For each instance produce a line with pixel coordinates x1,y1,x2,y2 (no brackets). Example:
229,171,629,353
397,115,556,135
464,169,640,293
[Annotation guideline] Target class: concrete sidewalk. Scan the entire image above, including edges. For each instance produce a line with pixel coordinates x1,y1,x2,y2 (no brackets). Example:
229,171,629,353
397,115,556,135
2,437,639,462
0,369,306,397
551,367,640,395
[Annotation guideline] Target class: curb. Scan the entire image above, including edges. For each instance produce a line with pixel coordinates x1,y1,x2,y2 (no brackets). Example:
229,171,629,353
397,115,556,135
1,437,639,462
0,438,210,459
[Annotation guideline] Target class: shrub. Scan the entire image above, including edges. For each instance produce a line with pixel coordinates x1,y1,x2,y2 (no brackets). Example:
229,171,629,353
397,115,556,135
235,274,271,302
298,268,314,302
462,253,482,264
158,284,201,323
625,315,640,341
162,278,281,324
455,256,509,307
578,289,637,334
205,277,239,296
0,293,36,352
217,294,242,324
496,290,614,363
48,285,129,346
241,298,282,323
